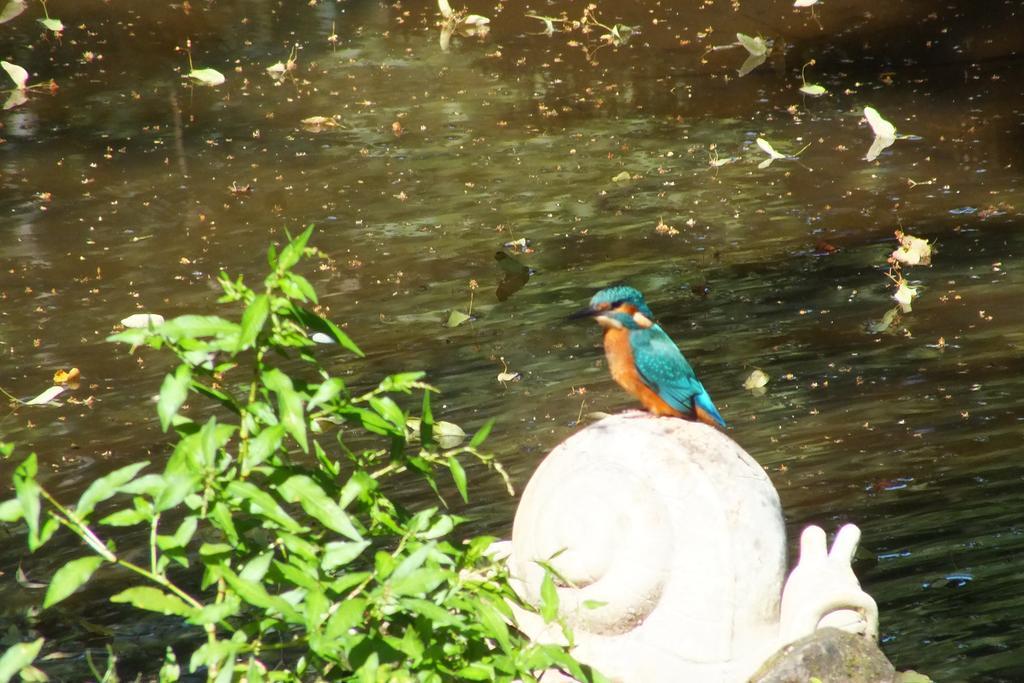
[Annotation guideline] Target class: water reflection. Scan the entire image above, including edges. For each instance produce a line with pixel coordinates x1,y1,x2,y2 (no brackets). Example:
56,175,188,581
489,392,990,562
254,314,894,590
2,0,1024,679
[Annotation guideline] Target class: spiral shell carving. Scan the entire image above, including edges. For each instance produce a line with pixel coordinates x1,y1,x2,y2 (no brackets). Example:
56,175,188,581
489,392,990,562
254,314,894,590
508,412,787,673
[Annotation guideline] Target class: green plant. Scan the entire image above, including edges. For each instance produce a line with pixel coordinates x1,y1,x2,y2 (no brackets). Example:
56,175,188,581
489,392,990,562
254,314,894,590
0,227,601,683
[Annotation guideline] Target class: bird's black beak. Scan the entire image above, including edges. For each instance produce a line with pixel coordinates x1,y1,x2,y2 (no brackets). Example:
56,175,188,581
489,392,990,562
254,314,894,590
567,306,599,321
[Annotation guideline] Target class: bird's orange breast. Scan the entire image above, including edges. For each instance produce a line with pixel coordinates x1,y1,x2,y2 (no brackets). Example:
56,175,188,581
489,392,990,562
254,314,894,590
603,328,684,418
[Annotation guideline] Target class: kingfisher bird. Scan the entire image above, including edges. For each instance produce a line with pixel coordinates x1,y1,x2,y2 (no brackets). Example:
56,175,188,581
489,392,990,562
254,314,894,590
571,285,726,428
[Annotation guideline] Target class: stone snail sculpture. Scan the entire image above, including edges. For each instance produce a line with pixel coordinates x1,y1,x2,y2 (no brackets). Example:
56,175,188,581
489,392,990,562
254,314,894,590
501,412,879,683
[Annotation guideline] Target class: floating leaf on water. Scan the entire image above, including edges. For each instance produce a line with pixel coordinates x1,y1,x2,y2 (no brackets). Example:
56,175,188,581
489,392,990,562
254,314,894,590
446,310,471,328
865,134,896,162
756,137,788,168
463,14,490,27
3,88,27,110
737,52,767,77
891,231,932,266
800,83,827,96
38,16,63,34
0,0,27,24
120,313,165,328
743,369,770,390
187,67,225,86
408,417,466,448
25,385,65,406
893,280,917,312
756,137,787,160
864,106,896,139
793,0,819,6
266,61,287,77
611,171,631,183
310,332,335,344
496,356,521,384
736,33,769,56
17,565,48,588
1,60,28,89
867,306,900,334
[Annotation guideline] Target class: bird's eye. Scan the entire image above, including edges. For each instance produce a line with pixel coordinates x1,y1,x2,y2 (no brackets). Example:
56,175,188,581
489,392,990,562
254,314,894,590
611,300,623,308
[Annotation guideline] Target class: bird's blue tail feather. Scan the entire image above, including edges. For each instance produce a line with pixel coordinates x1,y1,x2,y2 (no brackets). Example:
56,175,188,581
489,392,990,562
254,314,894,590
695,390,726,428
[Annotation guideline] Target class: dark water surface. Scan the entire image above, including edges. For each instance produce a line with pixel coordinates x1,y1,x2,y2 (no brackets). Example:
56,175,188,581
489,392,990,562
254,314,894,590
2,0,1023,679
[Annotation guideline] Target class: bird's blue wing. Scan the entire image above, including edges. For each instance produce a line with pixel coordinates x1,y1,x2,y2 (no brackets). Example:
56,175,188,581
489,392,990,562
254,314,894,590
631,326,726,427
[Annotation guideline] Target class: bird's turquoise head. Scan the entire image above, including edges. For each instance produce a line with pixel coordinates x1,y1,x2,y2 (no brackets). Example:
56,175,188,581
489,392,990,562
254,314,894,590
570,285,656,330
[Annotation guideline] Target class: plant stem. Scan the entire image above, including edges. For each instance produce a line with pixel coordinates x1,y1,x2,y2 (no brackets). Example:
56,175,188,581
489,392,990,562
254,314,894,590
37,487,204,610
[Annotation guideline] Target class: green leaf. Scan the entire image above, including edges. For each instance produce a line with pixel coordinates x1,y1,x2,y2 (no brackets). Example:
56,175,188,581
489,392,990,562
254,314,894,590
307,378,345,412
158,647,181,683
261,368,308,453
277,225,313,271
422,514,455,540
237,294,269,351
456,663,496,681
117,473,165,497
475,598,512,652
322,540,371,571
44,556,105,608
447,456,468,503
1,60,28,89
242,424,285,471
282,272,318,304
540,572,559,623
736,32,768,56
218,568,302,622
0,497,22,523
277,531,320,564
99,508,148,527
287,304,363,357
446,310,470,328
155,473,198,513
76,461,149,518
469,418,494,448
159,315,240,342
799,83,827,96
158,365,191,432
378,372,426,393
18,664,47,682
369,396,405,431
157,516,198,552
325,597,368,639
187,67,225,86
38,16,63,33
186,597,241,626
0,638,44,683
420,390,434,447
277,474,363,541
390,567,446,597
345,406,397,436
225,481,302,532
239,551,274,582
13,455,42,550
111,586,197,618
401,597,463,627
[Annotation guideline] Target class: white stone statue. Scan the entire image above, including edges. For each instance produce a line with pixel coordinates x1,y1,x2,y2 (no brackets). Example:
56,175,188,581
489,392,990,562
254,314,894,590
502,412,878,683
